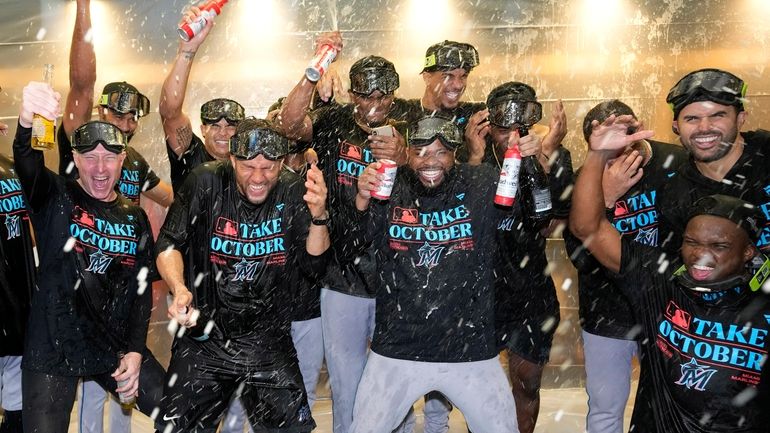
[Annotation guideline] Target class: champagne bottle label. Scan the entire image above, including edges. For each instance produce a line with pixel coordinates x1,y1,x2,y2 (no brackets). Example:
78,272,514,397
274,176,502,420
533,187,552,212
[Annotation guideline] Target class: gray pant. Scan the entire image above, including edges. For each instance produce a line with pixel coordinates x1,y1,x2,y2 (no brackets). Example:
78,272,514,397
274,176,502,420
221,317,325,433
321,288,376,433
583,330,638,433
350,352,519,433
78,379,131,433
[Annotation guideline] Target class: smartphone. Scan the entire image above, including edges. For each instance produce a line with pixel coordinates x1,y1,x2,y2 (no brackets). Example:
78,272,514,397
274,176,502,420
371,125,394,137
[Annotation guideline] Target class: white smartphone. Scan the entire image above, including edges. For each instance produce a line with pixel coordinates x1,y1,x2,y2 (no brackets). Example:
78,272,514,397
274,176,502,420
371,125,394,137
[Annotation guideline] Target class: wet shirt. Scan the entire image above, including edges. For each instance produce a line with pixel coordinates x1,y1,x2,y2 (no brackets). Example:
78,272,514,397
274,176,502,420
347,164,503,362
0,154,36,356
390,98,486,162
493,147,573,347
565,141,688,339
166,133,215,192
14,126,156,376
57,126,161,204
660,130,770,255
618,238,770,433
308,103,406,298
156,162,328,367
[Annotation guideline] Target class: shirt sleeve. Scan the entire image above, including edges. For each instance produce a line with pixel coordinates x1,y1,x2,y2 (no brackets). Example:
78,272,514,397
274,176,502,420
56,125,79,179
12,124,56,213
156,168,200,255
616,237,671,305
127,209,156,353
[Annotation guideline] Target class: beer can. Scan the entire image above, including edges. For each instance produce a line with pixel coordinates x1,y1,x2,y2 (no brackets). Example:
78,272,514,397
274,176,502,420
305,45,337,82
371,159,397,200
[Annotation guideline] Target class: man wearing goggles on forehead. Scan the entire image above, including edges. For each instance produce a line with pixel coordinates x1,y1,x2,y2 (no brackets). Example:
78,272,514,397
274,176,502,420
160,4,246,191
344,115,518,433
658,68,770,258
58,0,172,212
278,31,411,433
563,100,688,433
387,40,487,163
156,118,330,433
12,82,167,433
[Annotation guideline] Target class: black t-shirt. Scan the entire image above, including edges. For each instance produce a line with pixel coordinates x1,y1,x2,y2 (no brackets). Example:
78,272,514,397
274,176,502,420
492,147,574,346
156,162,328,367
0,154,36,356
308,103,407,298
57,126,161,204
166,133,215,192
390,98,486,163
660,130,770,255
565,141,689,339
618,238,770,433
347,164,504,362
14,126,156,376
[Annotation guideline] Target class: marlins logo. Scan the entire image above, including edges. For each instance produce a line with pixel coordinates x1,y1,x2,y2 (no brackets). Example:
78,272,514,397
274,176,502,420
634,227,658,246
233,258,260,281
416,242,444,269
5,214,21,239
85,249,113,274
675,358,717,391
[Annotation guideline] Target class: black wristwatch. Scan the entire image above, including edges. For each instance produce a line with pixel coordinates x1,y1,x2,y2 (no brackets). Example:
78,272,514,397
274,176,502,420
311,211,330,226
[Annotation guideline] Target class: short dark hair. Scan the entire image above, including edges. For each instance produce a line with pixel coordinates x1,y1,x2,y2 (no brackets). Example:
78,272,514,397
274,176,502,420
582,100,636,143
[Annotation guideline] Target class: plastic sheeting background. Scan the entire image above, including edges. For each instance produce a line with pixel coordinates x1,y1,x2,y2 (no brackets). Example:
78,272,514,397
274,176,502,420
1,0,770,180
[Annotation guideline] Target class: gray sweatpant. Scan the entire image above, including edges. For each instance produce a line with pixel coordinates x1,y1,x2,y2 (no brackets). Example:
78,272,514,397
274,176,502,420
582,330,638,433
350,351,519,433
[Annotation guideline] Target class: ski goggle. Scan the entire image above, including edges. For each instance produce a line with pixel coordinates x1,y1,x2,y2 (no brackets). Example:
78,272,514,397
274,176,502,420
423,43,479,72
350,67,400,96
98,91,150,118
201,99,245,125
488,99,543,129
72,121,127,154
666,69,747,114
230,127,289,161
408,117,463,150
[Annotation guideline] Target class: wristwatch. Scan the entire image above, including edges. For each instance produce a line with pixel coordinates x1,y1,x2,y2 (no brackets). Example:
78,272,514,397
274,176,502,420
311,211,330,226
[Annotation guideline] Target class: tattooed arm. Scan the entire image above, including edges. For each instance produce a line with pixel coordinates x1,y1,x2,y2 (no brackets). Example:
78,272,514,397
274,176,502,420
159,7,214,157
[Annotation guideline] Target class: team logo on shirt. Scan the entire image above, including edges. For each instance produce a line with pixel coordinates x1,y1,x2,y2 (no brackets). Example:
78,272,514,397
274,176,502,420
416,242,445,269
612,190,659,246
85,249,114,274
209,216,287,274
68,207,139,270
336,141,374,186
675,358,717,391
5,215,21,239
388,203,475,265
232,258,260,281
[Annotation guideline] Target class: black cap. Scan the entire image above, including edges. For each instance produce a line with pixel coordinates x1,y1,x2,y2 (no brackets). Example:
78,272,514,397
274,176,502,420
101,81,141,97
486,82,537,107
349,55,400,95
422,40,479,73
688,194,763,243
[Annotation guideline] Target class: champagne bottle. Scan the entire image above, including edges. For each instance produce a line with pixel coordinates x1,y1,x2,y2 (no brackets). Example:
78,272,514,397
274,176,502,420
518,126,552,223
31,64,56,151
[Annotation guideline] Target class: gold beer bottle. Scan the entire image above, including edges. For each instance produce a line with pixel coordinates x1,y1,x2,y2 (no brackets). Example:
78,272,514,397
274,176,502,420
31,64,56,150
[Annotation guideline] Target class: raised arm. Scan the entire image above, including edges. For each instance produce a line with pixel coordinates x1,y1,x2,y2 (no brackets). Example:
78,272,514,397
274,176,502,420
277,31,343,143
569,115,653,273
159,6,215,158
62,0,96,137
13,82,61,212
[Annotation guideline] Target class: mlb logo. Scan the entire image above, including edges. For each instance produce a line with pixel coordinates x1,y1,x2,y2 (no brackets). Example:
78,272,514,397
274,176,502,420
614,200,629,217
215,217,238,236
73,206,95,227
339,142,363,160
393,207,418,224
665,301,691,329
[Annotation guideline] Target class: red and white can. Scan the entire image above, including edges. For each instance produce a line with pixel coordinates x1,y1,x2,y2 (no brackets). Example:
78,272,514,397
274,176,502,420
305,44,337,82
371,159,397,200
